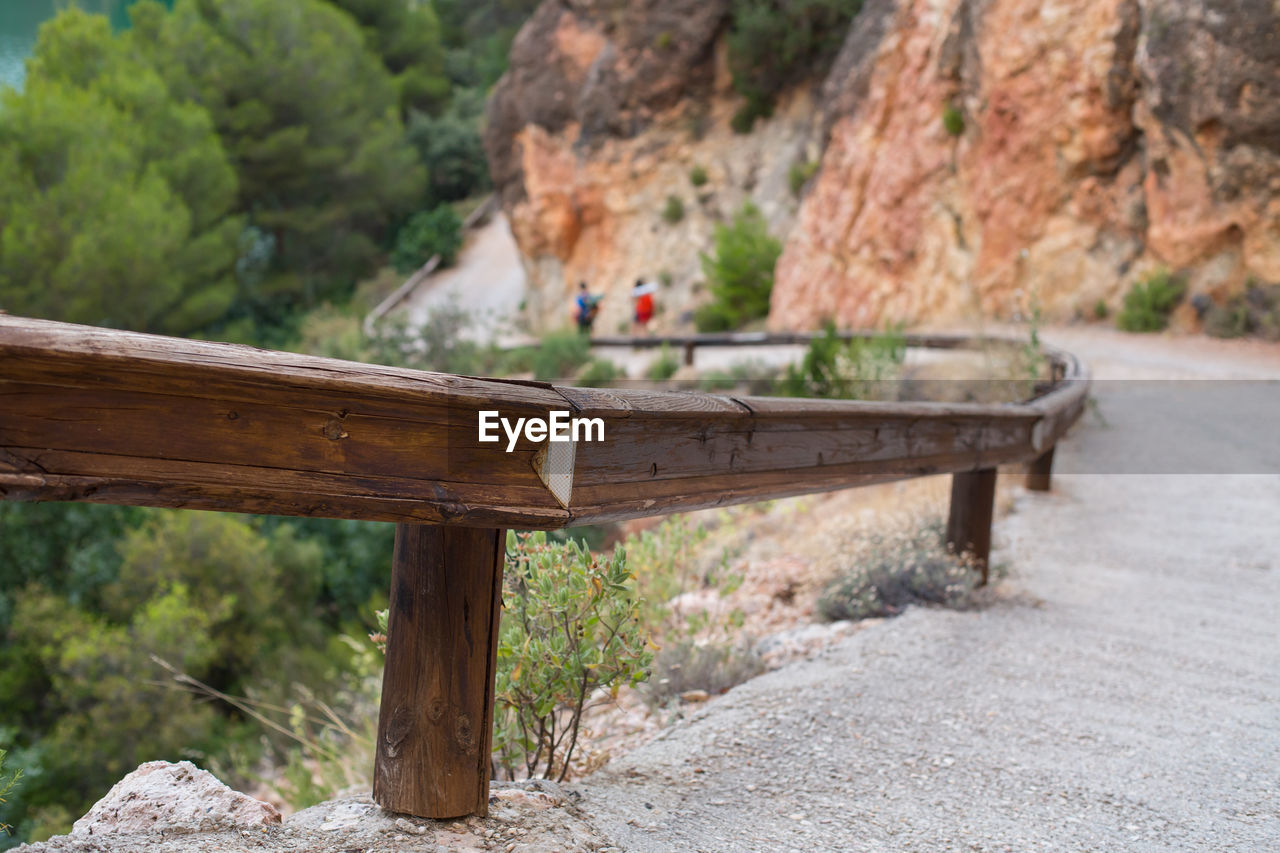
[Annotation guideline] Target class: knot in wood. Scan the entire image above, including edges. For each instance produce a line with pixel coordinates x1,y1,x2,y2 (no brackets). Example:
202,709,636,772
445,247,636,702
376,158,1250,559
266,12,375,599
454,713,475,752
322,419,349,441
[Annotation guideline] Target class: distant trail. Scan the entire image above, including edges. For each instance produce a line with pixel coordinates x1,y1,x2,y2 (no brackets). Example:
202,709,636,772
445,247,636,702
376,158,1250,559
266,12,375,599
581,328,1280,851
400,212,528,344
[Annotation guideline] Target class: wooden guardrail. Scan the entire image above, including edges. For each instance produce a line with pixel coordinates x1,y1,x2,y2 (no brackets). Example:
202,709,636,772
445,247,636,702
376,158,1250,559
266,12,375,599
0,315,1088,820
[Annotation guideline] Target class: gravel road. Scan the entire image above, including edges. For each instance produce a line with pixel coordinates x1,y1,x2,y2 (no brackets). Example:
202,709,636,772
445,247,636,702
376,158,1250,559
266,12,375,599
581,328,1280,852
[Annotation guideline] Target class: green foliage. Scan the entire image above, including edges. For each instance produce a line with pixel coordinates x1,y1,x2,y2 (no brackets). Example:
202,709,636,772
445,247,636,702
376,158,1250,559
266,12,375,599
695,203,782,332
1093,298,1110,320
817,519,978,622
391,206,464,272
323,0,451,114
942,103,965,136
575,357,623,388
0,9,242,335
1203,282,1280,341
1117,269,1186,332
689,165,709,187
646,346,681,382
788,159,819,196
726,0,862,132
435,0,539,89
405,109,491,204
645,638,763,705
133,0,424,310
493,532,651,781
698,359,780,394
527,330,593,380
0,748,21,836
0,508,381,844
781,322,906,399
661,195,685,225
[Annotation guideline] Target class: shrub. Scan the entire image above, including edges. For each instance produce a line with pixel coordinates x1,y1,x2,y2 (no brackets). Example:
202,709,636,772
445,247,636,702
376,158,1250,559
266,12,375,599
644,638,764,705
646,345,681,382
817,519,978,622
942,103,965,136
575,357,622,387
782,322,905,399
0,748,21,836
1203,282,1280,341
1093,298,1109,320
405,110,491,204
726,0,861,133
530,330,592,380
689,164,709,187
1117,269,1185,332
788,159,818,196
695,202,782,332
662,195,685,224
391,206,464,272
699,359,780,394
492,532,651,781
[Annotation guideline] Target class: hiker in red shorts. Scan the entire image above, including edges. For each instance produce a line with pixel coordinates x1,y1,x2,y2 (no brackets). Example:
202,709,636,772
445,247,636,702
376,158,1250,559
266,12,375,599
632,278,657,334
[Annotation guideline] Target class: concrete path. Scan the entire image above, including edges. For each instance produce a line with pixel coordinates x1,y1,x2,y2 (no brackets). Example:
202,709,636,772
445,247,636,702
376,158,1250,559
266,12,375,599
400,212,527,344
581,330,1280,851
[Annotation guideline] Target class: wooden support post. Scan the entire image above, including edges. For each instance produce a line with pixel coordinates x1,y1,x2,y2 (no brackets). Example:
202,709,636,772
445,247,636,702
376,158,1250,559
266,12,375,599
374,525,505,819
1025,446,1055,492
946,468,997,585
683,341,696,367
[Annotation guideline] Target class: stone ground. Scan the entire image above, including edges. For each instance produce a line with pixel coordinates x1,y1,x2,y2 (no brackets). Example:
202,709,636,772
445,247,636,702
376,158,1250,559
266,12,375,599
18,327,1280,852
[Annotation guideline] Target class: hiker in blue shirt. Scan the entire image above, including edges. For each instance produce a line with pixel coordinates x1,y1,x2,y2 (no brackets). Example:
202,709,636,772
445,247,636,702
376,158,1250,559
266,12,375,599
574,281,601,334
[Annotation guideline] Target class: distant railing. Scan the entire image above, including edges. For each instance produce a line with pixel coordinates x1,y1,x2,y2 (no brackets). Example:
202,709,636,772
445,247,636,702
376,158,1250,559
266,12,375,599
0,316,1088,821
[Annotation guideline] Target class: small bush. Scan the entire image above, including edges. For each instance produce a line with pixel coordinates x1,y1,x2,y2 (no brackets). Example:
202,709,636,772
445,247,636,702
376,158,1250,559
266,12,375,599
689,165,709,187
782,322,905,399
576,357,622,387
817,519,978,622
1203,282,1280,341
1093,298,1109,320
727,0,862,133
699,360,780,394
942,103,965,137
1117,269,1186,332
493,532,651,781
695,202,782,332
731,93,773,134
654,31,674,50
530,330,592,380
788,159,818,196
644,638,764,705
646,345,681,382
391,206,464,272
662,195,685,224
0,748,22,836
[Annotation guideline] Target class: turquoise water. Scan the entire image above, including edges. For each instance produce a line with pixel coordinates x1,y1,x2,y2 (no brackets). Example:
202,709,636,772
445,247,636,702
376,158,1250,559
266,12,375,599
0,1,149,90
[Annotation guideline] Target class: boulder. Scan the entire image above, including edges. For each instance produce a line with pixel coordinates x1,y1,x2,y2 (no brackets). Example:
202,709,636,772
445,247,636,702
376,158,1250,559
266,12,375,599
70,760,281,837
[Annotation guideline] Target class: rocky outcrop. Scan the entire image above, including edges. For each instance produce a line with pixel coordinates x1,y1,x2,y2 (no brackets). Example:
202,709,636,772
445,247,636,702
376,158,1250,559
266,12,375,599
68,761,280,837
485,0,821,332
488,0,1280,332
771,0,1279,329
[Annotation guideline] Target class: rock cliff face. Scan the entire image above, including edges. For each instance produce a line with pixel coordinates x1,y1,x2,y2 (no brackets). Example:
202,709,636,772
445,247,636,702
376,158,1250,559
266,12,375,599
488,0,1280,332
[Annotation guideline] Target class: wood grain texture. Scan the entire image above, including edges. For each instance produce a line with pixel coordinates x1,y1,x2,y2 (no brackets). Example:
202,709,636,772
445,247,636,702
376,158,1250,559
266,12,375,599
0,316,1089,527
373,524,504,818
946,468,998,584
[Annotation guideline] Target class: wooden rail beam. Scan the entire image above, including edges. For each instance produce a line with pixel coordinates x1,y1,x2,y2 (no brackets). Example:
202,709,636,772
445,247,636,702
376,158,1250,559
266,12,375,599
374,524,505,818
946,468,997,585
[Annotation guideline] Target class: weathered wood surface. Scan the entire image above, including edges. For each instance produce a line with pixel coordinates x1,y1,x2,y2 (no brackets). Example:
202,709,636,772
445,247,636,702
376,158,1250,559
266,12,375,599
946,468,998,584
0,316,1088,527
374,524,504,818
